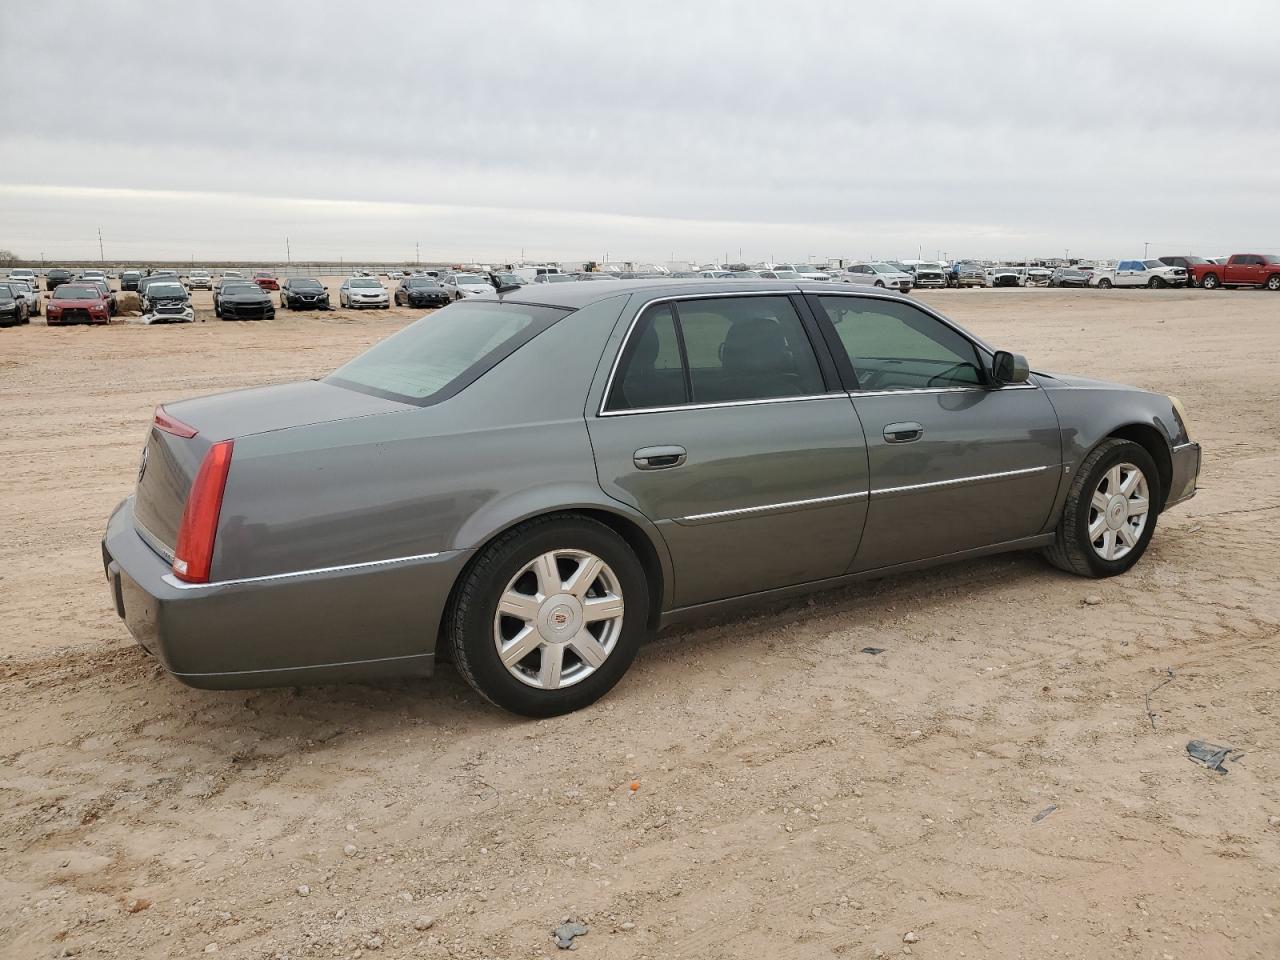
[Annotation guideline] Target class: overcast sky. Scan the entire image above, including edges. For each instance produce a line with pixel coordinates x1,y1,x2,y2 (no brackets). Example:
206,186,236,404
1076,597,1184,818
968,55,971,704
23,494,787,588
3,0,1277,265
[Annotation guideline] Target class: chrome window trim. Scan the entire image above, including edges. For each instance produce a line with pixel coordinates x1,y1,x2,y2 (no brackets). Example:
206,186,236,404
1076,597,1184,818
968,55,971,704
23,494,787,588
678,490,868,524
600,392,842,418
872,464,1052,498
597,289,835,417
160,551,444,591
851,382,1040,399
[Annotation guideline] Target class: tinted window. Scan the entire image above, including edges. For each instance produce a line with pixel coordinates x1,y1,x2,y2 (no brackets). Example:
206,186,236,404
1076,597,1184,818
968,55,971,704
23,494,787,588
607,304,687,411
327,300,567,405
55,286,99,299
816,296,984,391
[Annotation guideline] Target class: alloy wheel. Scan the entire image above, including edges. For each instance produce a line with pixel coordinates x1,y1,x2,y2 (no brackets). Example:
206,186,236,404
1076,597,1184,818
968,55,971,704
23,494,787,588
493,549,625,690
1088,462,1149,561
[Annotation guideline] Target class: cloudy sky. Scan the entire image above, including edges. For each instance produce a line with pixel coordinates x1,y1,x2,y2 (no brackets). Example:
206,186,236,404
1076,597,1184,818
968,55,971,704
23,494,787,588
3,0,1277,266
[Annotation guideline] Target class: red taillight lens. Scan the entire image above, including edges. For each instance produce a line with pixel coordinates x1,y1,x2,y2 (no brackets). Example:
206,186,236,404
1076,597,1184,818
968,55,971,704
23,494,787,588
154,406,198,439
173,440,234,584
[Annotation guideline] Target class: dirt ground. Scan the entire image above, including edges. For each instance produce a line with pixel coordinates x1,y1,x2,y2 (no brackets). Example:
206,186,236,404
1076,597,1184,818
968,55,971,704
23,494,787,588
2,284,1278,960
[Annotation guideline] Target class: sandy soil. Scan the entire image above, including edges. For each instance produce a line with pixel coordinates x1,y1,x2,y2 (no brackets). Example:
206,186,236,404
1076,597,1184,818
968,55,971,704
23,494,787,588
1,285,1278,959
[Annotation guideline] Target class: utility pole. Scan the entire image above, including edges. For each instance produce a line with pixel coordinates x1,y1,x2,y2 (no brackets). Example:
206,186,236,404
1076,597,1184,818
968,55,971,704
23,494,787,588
286,237,292,266
97,227,104,265
415,241,420,265
1144,241,1149,258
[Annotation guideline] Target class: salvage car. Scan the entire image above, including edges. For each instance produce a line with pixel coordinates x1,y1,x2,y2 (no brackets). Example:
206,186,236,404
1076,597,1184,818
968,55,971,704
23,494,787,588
1049,267,1091,288
838,262,913,292
0,285,29,326
442,273,494,300
253,270,280,291
8,268,39,290
187,270,213,290
339,277,391,309
989,266,1026,287
140,281,195,323
120,269,142,291
45,267,73,291
1091,260,1187,289
906,262,947,288
3,278,42,317
47,284,110,325
100,280,1200,717
948,261,987,288
279,277,331,310
395,276,451,308
213,281,275,320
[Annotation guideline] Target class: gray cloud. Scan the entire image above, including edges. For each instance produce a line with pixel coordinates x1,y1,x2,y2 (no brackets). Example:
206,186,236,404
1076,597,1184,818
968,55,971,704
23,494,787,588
3,0,1278,263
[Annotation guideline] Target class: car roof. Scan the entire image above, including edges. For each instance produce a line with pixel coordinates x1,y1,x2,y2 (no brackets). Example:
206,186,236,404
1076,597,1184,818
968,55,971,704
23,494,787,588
489,278,917,310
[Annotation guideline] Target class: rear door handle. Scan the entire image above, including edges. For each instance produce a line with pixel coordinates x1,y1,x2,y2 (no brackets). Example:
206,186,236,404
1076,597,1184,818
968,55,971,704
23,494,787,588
633,445,687,470
883,422,923,443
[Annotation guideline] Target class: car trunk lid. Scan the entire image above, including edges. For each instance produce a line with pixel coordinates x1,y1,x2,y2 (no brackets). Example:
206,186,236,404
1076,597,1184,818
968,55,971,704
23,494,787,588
132,380,411,554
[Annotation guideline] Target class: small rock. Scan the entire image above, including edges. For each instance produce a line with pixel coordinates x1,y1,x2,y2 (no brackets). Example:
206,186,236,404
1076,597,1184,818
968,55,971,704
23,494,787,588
903,932,920,944
553,921,589,949
619,921,635,931
204,946,218,954
1268,815,1280,828
1083,595,1103,606
363,934,383,950
344,844,358,857
296,885,310,897
413,916,435,931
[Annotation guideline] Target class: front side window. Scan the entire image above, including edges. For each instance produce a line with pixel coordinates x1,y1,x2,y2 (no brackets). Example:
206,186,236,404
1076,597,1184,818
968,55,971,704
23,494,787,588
327,300,567,405
815,296,985,391
606,296,825,412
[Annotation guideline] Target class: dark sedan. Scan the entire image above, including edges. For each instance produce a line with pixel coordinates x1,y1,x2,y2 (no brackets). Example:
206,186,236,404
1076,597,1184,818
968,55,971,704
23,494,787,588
214,281,275,320
45,268,74,291
394,276,451,308
279,277,331,310
120,270,142,291
102,280,1200,717
1049,268,1091,288
0,286,29,326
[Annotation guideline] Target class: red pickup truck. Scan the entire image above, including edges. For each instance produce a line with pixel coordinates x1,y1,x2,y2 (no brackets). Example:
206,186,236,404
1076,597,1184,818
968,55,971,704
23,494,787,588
1192,254,1280,291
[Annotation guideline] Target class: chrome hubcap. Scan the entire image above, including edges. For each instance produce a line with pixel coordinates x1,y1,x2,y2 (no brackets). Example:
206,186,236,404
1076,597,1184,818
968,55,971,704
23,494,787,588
493,550,624,690
1088,462,1149,561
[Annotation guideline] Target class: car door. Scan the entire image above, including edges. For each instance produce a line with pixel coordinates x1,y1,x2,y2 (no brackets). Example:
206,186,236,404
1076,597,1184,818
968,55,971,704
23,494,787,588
586,292,870,609
806,292,1063,572
1228,255,1260,285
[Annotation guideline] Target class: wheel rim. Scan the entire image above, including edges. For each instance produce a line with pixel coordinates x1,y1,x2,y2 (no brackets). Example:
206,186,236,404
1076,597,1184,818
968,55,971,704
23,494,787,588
1088,462,1150,561
493,549,625,690
1268,276,1280,291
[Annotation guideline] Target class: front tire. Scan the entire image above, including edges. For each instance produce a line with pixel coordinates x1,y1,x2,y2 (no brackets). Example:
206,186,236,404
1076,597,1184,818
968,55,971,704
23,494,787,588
1148,277,1164,288
447,514,650,717
1201,273,1220,290
1044,438,1159,578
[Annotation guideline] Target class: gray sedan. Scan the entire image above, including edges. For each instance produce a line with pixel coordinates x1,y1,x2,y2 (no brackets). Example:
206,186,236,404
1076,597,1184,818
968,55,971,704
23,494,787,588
102,280,1201,716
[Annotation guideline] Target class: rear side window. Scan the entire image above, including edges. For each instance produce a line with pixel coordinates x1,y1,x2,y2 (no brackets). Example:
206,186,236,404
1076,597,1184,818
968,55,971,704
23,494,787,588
606,296,825,412
815,296,984,391
327,300,568,405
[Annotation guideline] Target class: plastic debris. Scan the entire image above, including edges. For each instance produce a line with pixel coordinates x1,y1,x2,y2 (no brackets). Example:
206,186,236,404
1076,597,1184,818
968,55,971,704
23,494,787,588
860,647,886,655
1032,804,1058,823
1186,739,1242,775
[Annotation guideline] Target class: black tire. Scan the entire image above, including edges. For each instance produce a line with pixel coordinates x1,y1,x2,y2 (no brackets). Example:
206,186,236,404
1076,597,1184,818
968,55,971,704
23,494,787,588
1266,274,1280,292
873,280,885,288
1043,438,1160,578
1201,273,1220,290
1148,277,1164,288
447,514,651,717
1097,278,1113,289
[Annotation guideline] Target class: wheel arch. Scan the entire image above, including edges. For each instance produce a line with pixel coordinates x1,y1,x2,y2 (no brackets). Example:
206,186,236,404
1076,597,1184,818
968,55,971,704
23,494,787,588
1105,423,1172,510
440,498,672,656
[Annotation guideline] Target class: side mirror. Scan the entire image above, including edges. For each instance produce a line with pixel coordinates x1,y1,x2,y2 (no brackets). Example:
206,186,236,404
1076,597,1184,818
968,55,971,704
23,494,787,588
992,350,1029,384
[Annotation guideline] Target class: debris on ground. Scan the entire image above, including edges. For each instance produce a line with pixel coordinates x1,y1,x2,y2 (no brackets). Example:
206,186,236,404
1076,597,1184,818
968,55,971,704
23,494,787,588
1083,595,1103,605
1186,739,1243,775
1032,804,1058,823
903,931,920,943
860,647,886,655
1144,668,1176,729
553,921,588,949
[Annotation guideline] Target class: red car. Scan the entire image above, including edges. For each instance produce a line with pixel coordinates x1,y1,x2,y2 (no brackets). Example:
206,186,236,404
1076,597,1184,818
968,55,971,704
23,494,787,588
1192,254,1280,291
253,271,280,291
46,283,111,325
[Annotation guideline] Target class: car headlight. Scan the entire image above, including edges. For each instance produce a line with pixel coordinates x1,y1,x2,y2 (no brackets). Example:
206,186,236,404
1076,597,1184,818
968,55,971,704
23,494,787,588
1168,394,1190,436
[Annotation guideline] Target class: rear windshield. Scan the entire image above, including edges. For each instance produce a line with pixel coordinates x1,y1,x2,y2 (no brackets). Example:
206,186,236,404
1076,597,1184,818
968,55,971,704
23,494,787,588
326,300,568,406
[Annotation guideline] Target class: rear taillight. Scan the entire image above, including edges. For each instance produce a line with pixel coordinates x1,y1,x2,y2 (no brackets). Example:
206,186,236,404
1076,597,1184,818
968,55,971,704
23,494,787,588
173,440,234,584
154,406,198,439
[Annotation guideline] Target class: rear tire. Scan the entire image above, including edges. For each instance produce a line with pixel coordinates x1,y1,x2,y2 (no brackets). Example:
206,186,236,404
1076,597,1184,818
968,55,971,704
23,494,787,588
1097,278,1113,289
447,514,650,717
1043,438,1160,578
1266,274,1280,292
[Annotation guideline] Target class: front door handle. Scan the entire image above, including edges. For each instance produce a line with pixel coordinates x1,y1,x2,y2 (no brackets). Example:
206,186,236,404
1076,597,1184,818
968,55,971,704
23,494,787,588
883,422,923,443
634,445,687,470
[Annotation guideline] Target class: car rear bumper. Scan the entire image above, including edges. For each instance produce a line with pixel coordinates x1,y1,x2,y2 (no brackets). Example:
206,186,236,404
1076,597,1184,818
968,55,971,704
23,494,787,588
101,497,469,688
1165,441,1201,509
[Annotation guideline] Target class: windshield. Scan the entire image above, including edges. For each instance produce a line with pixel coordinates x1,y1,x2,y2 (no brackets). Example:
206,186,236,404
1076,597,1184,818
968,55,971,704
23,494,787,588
454,274,487,284
148,283,186,297
1143,260,1166,269
407,278,441,288
350,279,382,288
221,283,258,294
0,288,13,301
494,274,522,284
794,265,822,273
870,263,898,273
772,270,800,279
292,279,323,289
327,301,568,405
544,274,574,282
55,286,98,299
